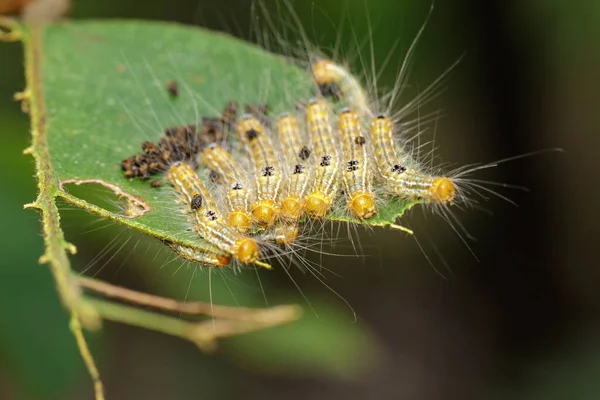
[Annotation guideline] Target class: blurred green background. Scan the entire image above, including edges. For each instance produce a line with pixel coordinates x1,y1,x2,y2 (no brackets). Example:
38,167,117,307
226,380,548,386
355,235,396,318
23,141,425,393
1,0,598,399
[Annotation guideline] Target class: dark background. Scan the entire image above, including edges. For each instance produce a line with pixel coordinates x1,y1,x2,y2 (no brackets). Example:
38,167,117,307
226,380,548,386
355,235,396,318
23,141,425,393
0,0,598,399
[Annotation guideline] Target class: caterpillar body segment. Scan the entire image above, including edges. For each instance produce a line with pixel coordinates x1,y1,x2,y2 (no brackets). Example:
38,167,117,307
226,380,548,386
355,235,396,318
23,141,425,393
312,60,372,119
168,243,231,267
304,98,341,218
167,162,270,268
276,113,312,220
370,116,456,204
236,115,283,227
199,143,253,232
338,108,377,219
273,113,312,244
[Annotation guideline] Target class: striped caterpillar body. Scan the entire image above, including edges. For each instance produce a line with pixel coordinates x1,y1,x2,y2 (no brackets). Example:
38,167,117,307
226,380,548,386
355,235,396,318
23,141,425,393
168,243,231,267
199,143,253,233
304,98,340,218
236,115,283,227
276,113,312,221
273,113,312,244
338,108,377,219
312,60,372,119
370,115,456,203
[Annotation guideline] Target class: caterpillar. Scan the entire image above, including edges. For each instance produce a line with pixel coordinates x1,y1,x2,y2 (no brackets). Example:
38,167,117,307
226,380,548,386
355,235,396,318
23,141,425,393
167,243,230,267
303,98,341,218
273,112,312,244
338,108,377,219
312,60,371,119
370,115,455,204
276,112,312,222
199,143,253,233
236,114,283,227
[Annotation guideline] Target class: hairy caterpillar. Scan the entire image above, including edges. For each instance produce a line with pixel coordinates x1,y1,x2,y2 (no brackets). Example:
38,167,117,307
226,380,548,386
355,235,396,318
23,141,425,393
338,108,377,219
272,113,312,244
168,242,230,267
236,114,283,227
303,98,341,218
276,113,312,222
370,115,455,204
199,143,254,233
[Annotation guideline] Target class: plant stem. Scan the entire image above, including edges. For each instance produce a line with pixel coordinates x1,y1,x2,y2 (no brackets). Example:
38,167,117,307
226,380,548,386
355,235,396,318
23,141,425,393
77,275,301,322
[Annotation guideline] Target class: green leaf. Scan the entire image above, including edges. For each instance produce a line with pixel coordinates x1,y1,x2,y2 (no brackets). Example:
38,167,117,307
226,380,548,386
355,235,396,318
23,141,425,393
31,19,415,254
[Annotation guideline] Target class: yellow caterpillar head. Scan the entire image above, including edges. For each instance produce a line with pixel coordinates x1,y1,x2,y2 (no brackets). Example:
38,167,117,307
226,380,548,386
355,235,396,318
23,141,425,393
280,196,304,221
252,200,278,227
233,238,259,265
312,59,336,85
227,211,252,233
304,192,331,218
349,193,377,220
429,177,456,204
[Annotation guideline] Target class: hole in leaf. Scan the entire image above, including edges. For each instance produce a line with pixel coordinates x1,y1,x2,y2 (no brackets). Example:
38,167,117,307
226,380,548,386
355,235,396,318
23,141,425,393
59,179,151,218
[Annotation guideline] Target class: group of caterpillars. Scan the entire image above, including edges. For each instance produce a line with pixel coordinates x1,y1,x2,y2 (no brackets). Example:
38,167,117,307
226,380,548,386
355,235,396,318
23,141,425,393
121,59,459,270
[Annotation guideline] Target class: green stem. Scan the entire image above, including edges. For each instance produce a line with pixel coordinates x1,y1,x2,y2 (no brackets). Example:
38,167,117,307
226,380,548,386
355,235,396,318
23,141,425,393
17,20,104,399
84,296,215,351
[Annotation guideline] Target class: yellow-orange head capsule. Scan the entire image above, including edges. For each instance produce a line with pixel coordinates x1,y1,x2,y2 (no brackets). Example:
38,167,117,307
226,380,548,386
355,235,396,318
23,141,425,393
233,238,260,265
312,60,371,117
227,211,252,233
280,195,304,221
304,192,330,218
349,193,377,220
252,199,278,226
429,177,456,203
312,59,336,85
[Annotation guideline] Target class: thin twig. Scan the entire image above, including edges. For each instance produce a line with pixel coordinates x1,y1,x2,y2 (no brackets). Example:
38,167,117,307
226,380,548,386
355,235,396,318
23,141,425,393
77,275,302,322
70,315,105,400
83,296,300,352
